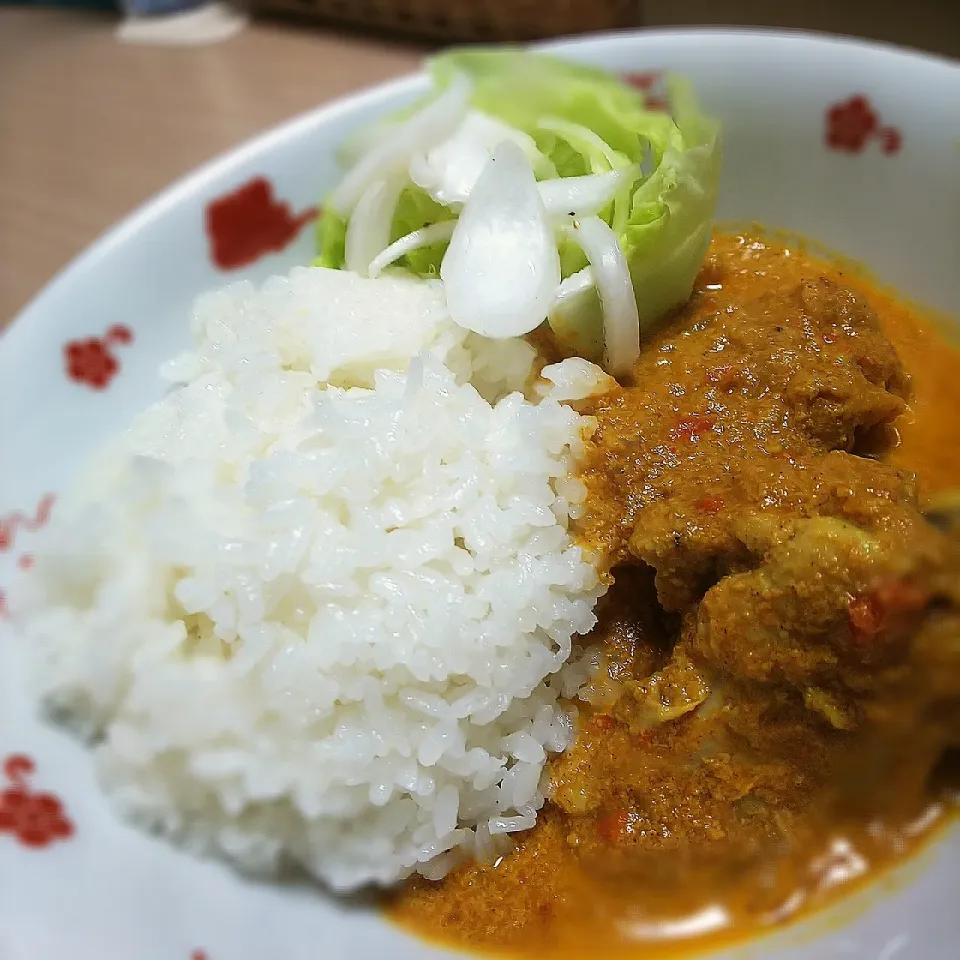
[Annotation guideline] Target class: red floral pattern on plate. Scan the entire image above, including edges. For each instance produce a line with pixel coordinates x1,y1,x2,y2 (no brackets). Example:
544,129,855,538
879,126,903,155
623,70,670,112
0,754,74,848
0,494,54,619
826,95,902,155
64,325,134,390
0,494,54,553
205,177,318,271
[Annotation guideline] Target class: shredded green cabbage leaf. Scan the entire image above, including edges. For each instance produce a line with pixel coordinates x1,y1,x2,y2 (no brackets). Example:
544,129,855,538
315,49,722,357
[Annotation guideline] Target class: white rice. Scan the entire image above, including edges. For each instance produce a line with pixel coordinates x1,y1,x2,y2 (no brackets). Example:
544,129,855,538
17,267,611,891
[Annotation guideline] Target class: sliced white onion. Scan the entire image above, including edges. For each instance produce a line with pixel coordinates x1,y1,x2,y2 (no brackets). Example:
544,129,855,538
368,220,457,278
440,141,560,339
563,217,640,376
538,118,634,234
554,266,594,303
344,176,406,276
330,74,471,215
410,110,557,208
537,118,621,173
538,165,639,218
336,121,396,170
547,268,604,363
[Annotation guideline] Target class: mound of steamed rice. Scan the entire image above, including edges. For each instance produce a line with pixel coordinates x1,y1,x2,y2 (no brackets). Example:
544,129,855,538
18,267,611,890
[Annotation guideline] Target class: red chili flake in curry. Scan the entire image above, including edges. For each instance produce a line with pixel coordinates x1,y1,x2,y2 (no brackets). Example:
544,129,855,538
849,578,932,645
706,363,734,386
597,808,634,844
588,714,616,732
670,414,715,442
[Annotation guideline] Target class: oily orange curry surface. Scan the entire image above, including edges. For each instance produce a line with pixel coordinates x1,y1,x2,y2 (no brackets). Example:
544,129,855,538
390,232,960,958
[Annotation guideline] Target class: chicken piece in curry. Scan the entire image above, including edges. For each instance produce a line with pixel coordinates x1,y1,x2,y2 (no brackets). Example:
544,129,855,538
392,232,960,957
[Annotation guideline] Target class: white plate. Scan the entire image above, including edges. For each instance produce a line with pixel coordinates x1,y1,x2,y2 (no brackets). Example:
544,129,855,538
1,29,958,960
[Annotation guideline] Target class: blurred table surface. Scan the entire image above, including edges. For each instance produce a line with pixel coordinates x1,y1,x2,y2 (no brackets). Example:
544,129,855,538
1,5,957,327
0,9,429,327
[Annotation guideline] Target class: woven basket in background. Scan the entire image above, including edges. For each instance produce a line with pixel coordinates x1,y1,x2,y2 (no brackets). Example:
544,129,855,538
253,0,642,43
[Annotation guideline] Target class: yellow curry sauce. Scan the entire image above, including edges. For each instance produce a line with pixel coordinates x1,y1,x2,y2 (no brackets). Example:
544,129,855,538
390,232,960,958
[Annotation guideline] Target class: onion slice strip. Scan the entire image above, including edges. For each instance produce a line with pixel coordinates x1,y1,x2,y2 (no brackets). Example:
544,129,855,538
538,165,639,218
546,267,605,363
563,217,640,376
538,119,634,235
344,176,406,276
330,74,471,215
553,267,594,302
409,110,556,209
441,141,560,339
368,221,457,278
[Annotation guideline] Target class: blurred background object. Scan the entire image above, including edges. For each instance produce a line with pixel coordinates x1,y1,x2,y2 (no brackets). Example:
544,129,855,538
246,0,959,51
115,0,247,45
643,0,959,59
6,0,958,49
249,0,639,42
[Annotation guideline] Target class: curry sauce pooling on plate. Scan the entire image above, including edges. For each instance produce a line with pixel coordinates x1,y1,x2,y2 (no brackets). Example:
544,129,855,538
390,231,960,957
